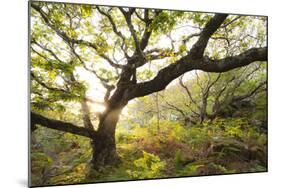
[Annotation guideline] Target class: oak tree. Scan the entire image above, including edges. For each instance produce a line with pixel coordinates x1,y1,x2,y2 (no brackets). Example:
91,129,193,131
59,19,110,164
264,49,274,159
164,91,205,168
30,2,267,169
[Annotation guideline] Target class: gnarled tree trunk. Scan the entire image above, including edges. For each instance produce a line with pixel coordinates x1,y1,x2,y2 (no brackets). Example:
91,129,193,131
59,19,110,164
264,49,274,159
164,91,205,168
91,107,123,169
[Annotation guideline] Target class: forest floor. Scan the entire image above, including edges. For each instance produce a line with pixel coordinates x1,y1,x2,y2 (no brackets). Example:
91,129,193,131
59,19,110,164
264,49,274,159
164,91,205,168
31,117,267,186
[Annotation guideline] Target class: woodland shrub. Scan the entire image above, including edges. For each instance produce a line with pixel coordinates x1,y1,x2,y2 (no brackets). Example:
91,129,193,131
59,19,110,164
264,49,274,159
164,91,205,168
126,151,166,179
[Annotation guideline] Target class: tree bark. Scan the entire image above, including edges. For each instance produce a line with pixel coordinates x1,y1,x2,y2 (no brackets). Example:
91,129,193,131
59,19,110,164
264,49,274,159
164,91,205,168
91,107,123,169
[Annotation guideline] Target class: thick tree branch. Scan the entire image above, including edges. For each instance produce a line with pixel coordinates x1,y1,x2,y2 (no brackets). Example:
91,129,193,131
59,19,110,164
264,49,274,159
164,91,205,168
198,47,267,72
121,14,230,99
31,112,96,138
127,46,267,100
129,10,162,67
139,9,154,51
189,14,228,58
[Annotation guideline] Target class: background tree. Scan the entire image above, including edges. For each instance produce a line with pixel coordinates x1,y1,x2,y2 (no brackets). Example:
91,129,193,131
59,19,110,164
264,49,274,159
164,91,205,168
157,62,266,125
30,2,267,169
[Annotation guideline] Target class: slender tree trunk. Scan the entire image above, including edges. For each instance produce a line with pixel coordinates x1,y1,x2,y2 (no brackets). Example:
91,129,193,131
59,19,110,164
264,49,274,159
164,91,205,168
91,107,123,170
155,92,160,134
200,97,207,123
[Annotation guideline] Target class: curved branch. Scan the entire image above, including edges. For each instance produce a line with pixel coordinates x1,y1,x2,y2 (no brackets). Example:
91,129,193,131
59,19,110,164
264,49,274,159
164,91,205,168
179,76,200,111
96,7,126,42
96,7,129,58
31,112,96,138
126,47,267,100
221,16,241,28
198,47,267,72
31,40,65,63
139,9,154,51
232,81,266,102
119,7,144,61
189,14,228,58
210,79,266,119
31,71,68,93
71,47,116,103
81,99,94,130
